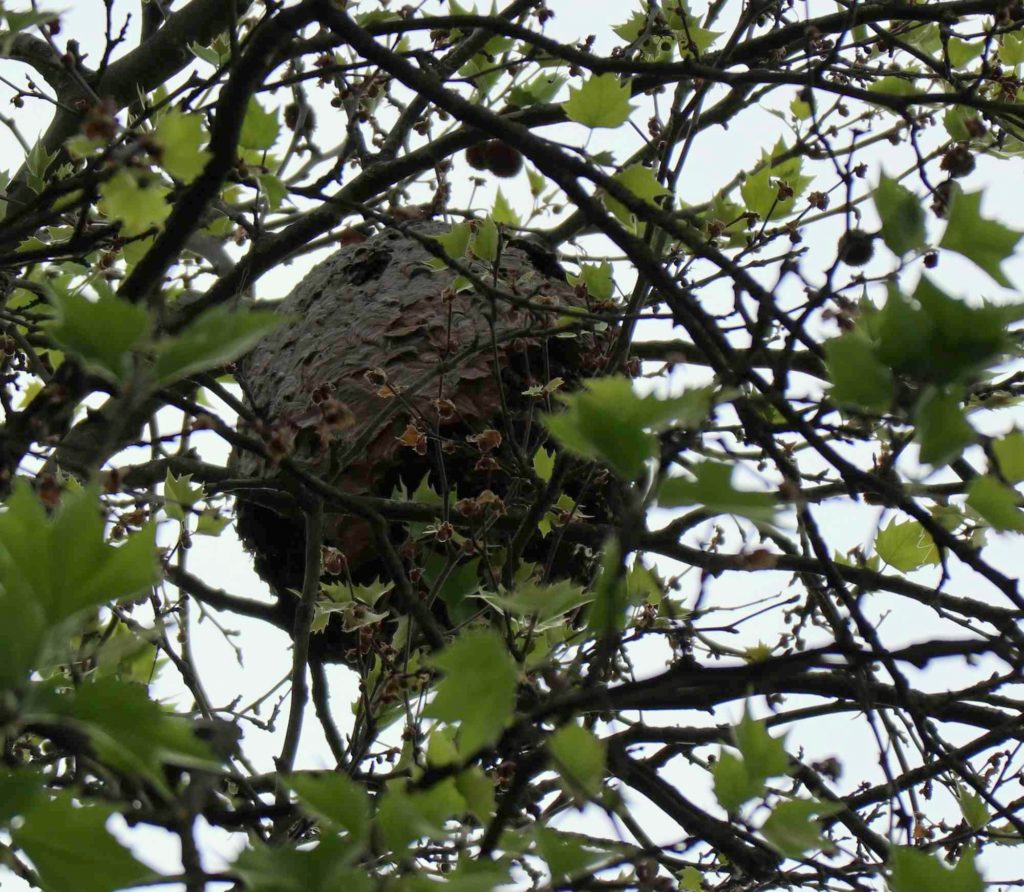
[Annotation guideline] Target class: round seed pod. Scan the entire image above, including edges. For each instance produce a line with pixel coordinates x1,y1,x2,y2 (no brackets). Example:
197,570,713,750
464,140,524,178
837,229,875,267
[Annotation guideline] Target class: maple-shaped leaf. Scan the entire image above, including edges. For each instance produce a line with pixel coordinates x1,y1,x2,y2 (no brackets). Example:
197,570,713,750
99,169,171,236
153,110,210,183
604,163,672,226
940,187,1022,287
562,73,635,129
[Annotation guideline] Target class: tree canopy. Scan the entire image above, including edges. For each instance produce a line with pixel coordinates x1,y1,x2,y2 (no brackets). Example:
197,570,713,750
1,1,1024,890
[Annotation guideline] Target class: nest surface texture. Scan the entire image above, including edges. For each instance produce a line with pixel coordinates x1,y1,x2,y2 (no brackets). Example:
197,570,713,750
233,223,611,597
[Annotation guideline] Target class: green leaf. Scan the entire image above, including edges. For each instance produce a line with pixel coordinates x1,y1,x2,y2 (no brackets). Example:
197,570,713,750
888,845,983,892
914,387,974,467
487,578,591,630
874,174,926,256
761,798,841,858
455,766,496,824
196,508,231,536
164,469,204,522
948,37,984,68
940,187,1023,287
312,599,386,634
288,772,371,843
0,482,160,628
528,167,552,200
152,305,284,385
23,139,58,194
99,169,171,236
431,221,472,263
657,462,776,524
44,289,150,385
567,261,614,301
874,520,940,572
543,377,712,480
613,10,648,43
999,31,1024,65
239,97,279,151
604,163,672,225
701,195,749,247
902,23,942,54
122,234,156,270
508,73,565,108
0,769,41,827
991,822,1024,845
233,837,370,892
29,678,217,792
740,138,813,221
966,475,1024,532
90,624,161,686
154,110,210,183
790,94,813,120
422,554,481,625
426,726,458,767
549,724,605,799
958,785,991,831
532,446,555,482
824,332,893,411
190,40,226,67
425,629,517,753
491,188,519,226
535,827,611,883
680,866,704,891
459,56,499,96
931,503,966,533
872,279,1021,387
405,858,512,892
11,796,156,892
0,583,46,692
665,4,721,55
65,135,105,160
561,73,635,128
587,539,627,634
357,9,403,26
544,391,650,480
377,778,465,852
626,560,665,607
673,22,720,57
257,172,287,210
943,106,984,143
5,10,58,33
712,751,763,813
471,216,499,262
713,711,789,812
913,277,1020,375
993,431,1024,482
868,74,922,100
620,382,716,431
527,166,546,197
734,710,790,780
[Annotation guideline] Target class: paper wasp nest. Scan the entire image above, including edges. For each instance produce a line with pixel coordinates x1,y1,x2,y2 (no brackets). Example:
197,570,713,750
232,223,613,631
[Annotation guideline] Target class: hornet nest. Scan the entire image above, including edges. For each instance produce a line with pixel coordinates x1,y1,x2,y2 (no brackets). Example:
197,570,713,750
231,222,616,660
